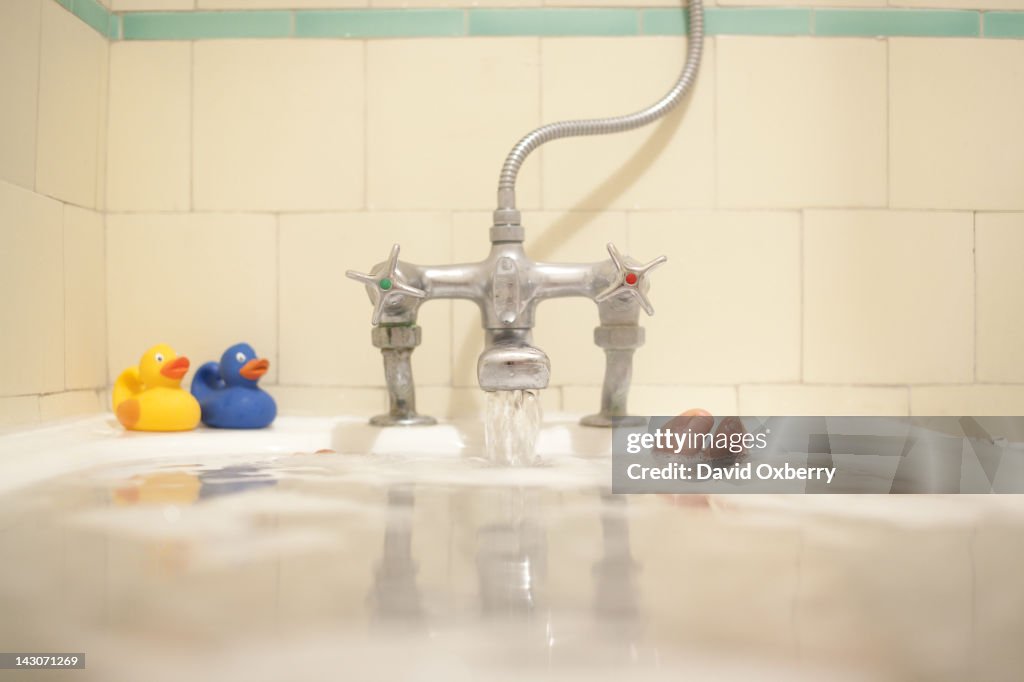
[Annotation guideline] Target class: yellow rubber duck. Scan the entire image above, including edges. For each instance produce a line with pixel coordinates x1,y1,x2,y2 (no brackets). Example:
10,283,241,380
113,344,201,431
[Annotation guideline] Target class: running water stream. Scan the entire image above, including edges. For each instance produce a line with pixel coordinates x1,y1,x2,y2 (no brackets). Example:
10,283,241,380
484,390,542,466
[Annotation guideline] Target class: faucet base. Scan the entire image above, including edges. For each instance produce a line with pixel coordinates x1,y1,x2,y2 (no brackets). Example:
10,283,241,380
370,413,438,427
580,413,647,428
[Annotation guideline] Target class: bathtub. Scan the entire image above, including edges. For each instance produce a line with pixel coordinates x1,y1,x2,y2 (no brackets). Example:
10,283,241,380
0,414,1022,681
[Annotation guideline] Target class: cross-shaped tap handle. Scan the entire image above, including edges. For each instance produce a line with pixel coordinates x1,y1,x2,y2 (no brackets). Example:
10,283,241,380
594,242,667,316
346,244,426,325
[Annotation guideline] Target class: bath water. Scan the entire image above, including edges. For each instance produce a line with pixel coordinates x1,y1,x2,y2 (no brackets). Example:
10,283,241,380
484,389,542,466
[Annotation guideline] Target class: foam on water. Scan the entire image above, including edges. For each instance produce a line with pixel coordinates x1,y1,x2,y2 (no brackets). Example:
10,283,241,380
484,390,542,466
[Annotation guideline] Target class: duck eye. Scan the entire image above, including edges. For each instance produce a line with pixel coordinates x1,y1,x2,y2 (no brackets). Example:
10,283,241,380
235,351,246,363
155,353,164,363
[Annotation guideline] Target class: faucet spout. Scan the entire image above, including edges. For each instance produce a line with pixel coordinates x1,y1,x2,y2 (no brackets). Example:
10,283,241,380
477,330,551,392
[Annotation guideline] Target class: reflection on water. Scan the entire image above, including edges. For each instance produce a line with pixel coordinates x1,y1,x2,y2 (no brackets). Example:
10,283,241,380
0,450,1023,681
370,486,422,624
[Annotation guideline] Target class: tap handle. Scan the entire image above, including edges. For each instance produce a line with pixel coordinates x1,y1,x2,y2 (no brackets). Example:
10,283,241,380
346,244,426,325
594,243,666,316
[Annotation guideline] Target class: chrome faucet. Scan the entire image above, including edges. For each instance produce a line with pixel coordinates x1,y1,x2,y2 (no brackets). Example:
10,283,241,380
347,231,666,427
347,0,704,428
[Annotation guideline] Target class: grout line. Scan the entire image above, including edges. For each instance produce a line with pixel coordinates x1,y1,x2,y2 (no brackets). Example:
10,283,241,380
885,38,890,209
362,39,368,210
798,208,805,384
33,0,44,194
449,211,456,382
276,213,282,384
536,36,543,210
103,207,112,387
189,41,195,212
973,210,978,383
711,35,719,210
61,204,68,391
92,206,1020,217
100,208,109,391
95,35,108,214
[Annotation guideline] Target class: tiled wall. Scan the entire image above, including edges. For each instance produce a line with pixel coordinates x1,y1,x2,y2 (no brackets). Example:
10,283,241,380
5,0,1024,426
0,0,109,426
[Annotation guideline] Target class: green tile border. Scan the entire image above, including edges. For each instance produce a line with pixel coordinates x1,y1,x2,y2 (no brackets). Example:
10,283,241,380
468,9,637,37
295,10,463,38
42,1,1024,42
816,9,978,37
645,8,812,36
708,8,812,36
641,8,689,36
123,11,291,40
984,12,1024,38
74,0,115,37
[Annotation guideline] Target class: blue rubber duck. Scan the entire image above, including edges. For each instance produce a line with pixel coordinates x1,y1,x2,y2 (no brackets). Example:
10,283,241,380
191,343,277,429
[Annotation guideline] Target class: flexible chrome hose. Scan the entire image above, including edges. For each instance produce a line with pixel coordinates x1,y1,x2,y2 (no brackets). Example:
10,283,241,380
496,0,704,213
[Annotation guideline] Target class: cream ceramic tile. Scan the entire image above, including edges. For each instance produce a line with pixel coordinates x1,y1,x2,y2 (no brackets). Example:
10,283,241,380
738,385,909,416
416,386,490,418
910,386,1024,416
272,386,387,416
0,0,41,190
541,37,715,211
106,213,278,384
450,298,484,388
891,39,1024,210
107,42,191,212
0,181,64,396
562,384,738,416
630,210,802,384
111,0,194,9
803,210,973,384
199,0,365,6
450,211,627,388
94,39,109,211
35,0,106,209
546,0,681,5
0,396,40,427
39,390,102,421
193,40,364,211
894,0,1024,8
278,212,452,387
367,38,540,211
976,213,1024,382
718,0,879,4
374,0,535,4
64,206,106,390
717,37,886,209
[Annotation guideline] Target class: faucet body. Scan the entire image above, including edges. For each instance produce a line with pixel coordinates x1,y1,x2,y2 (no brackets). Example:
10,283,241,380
348,230,664,427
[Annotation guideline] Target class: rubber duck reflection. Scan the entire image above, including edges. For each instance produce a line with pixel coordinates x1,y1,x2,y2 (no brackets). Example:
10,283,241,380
112,465,277,506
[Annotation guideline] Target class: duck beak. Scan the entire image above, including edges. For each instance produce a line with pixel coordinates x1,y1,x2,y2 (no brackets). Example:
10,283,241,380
240,358,269,380
160,356,190,380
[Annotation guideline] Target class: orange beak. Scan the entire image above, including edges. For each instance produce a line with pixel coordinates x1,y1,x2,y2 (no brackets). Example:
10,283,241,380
160,356,190,380
240,358,269,380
